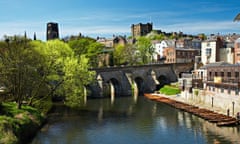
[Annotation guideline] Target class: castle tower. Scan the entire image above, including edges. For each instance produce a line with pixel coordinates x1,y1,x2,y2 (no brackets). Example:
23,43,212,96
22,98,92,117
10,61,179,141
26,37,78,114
46,22,59,40
131,23,153,38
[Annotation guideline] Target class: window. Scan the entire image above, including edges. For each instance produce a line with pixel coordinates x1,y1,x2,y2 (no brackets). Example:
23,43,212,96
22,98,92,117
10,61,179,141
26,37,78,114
238,43,240,49
228,88,231,94
235,72,239,78
205,48,211,56
221,72,224,77
227,72,231,77
215,72,218,77
235,88,239,95
221,88,224,93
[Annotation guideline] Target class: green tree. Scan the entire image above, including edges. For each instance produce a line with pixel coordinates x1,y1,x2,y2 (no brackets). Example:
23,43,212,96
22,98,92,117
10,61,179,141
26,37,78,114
86,42,104,67
34,40,95,107
68,38,94,56
135,37,154,64
113,44,125,65
62,55,95,107
68,37,104,67
0,36,46,109
113,44,137,66
0,37,95,108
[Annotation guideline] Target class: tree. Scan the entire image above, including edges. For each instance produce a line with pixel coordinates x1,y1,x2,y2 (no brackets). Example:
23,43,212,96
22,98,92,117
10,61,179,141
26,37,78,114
62,55,95,107
135,37,154,64
125,44,139,65
113,44,137,66
113,44,125,65
68,38,94,56
0,37,95,108
0,36,47,109
34,40,95,107
68,37,104,67
86,42,104,67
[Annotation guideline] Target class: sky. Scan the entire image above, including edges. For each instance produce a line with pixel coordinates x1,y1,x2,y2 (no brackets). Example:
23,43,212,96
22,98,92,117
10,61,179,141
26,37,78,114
0,0,240,41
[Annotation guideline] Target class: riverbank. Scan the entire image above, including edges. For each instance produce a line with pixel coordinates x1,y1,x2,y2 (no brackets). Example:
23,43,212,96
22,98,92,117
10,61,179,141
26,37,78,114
144,93,240,126
0,102,46,144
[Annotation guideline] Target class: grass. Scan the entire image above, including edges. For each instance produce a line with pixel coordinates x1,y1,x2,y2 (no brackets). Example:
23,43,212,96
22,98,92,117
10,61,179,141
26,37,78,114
0,102,45,143
159,85,181,95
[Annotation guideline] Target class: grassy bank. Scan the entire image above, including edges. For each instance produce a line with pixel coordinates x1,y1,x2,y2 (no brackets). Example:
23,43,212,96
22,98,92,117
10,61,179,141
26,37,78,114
0,102,46,144
159,85,181,95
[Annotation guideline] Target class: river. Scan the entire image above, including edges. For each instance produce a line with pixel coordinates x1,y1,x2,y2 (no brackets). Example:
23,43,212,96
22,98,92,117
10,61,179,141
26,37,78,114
31,96,240,144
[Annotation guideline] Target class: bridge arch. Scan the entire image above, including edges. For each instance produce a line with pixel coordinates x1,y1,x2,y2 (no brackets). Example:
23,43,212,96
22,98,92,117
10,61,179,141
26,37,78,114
133,77,145,96
107,78,122,97
156,75,170,90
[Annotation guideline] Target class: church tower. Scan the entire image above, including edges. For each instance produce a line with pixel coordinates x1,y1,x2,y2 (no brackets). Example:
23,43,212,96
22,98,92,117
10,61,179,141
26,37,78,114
46,22,59,40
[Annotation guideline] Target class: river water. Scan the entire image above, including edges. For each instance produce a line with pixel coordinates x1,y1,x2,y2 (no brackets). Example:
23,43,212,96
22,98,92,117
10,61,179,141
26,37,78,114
31,96,240,144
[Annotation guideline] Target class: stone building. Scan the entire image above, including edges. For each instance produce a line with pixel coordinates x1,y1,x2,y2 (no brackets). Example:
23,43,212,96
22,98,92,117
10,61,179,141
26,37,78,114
96,36,127,67
131,23,152,38
46,22,59,40
97,35,127,48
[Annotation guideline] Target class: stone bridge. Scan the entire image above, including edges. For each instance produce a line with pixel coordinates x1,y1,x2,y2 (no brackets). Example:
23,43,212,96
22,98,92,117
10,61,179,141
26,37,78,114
88,63,194,98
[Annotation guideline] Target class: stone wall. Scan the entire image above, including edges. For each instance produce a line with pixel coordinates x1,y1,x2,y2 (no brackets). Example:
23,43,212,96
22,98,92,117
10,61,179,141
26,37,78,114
180,89,240,117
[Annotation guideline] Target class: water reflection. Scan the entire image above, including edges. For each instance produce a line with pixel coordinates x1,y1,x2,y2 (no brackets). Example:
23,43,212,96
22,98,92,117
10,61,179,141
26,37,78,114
32,96,240,144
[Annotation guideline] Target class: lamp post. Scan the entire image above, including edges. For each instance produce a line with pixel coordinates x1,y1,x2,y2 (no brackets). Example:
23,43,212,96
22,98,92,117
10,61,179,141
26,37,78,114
211,97,214,107
232,101,235,116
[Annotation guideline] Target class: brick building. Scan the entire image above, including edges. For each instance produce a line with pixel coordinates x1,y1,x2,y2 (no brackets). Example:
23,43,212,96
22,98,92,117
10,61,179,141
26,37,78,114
206,62,240,95
235,38,240,63
164,47,199,64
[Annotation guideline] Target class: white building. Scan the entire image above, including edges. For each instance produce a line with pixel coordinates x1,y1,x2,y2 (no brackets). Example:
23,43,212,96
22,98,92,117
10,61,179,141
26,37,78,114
201,37,223,65
219,42,234,64
151,40,175,62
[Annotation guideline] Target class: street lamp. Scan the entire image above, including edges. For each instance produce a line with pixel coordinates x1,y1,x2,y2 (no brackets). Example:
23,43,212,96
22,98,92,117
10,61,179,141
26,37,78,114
211,97,214,107
232,101,235,116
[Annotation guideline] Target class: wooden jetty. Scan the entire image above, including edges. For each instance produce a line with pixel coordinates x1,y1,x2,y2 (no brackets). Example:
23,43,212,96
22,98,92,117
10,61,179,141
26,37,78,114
144,93,240,127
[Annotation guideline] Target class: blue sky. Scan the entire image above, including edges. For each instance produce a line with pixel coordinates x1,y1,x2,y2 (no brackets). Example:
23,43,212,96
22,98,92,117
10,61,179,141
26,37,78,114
0,0,240,40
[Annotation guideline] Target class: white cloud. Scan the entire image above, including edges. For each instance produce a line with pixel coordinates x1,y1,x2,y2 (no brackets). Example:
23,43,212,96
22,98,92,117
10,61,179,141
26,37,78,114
156,21,240,34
